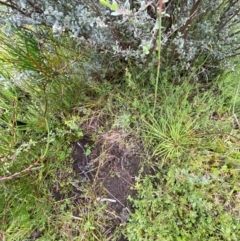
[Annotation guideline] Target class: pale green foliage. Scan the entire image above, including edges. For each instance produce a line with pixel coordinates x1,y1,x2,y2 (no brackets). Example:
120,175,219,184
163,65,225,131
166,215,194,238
1,0,240,80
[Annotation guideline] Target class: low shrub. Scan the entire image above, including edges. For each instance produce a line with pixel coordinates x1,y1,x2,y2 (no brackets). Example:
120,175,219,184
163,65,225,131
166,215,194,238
1,0,239,81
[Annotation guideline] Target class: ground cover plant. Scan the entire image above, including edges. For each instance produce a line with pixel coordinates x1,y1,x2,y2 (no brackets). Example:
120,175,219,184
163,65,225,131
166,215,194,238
124,74,240,240
1,1,240,240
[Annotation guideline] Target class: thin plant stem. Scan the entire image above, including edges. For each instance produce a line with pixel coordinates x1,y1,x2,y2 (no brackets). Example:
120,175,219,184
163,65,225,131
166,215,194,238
232,69,240,128
41,118,50,158
153,0,163,115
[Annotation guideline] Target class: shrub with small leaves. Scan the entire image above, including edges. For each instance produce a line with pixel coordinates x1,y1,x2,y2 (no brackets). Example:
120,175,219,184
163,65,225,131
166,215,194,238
161,0,240,81
1,0,240,80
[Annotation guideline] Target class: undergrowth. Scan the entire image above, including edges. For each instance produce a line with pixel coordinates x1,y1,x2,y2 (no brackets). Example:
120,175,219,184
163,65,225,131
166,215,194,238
0,22,240,241
123,67,240,240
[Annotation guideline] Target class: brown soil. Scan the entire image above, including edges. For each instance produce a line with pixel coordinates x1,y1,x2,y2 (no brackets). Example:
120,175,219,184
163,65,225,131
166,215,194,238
73,130,141,231
90,131,141,217
50,129,142,240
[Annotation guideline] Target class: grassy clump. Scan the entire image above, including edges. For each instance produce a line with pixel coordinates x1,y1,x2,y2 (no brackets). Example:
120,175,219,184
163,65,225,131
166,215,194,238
124,71,240,240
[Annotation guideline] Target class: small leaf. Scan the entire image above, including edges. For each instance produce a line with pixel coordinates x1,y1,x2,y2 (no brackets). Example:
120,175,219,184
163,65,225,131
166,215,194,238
111,11,122,16
124,0,130,10
163,12,170,18
142,45,150,54
111,1,119,11
221,164,228,171
99,0,112,8
85,147,91,156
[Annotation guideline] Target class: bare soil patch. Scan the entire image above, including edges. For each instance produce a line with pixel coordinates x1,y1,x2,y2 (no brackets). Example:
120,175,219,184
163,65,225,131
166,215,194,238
72,130,141,218
50,129,142,240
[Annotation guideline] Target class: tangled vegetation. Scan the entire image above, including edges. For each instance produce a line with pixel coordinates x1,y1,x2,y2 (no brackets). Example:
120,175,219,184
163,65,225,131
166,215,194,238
1,1,240,240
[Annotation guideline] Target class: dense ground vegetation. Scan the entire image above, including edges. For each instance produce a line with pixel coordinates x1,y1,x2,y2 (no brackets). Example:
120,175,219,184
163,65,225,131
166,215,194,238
1,1,240,240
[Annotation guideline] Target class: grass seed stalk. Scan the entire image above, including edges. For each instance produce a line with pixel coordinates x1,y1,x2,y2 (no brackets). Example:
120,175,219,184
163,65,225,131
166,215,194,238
153,0,166,115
